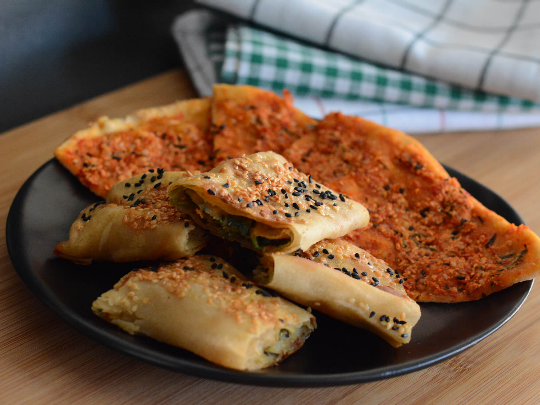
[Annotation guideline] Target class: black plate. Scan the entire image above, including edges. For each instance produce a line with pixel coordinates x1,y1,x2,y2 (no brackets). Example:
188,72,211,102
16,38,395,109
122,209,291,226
6,159,533,387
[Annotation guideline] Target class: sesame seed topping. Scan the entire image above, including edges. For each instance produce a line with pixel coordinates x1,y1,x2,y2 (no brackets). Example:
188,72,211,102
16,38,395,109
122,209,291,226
125,183,131,187
207,189,216,195
369,311,375,318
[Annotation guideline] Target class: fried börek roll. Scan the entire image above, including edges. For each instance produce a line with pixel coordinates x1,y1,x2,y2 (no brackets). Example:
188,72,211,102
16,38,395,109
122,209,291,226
54,171,207,264
168,152,369,254
255,239,421,347
92,256,316,370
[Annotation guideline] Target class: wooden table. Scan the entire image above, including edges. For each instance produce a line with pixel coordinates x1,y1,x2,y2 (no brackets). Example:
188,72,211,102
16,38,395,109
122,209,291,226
2,69,540,404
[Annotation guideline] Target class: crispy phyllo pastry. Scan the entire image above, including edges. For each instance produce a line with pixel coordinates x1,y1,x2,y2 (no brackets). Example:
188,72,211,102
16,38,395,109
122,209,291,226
55,98,213,198
92,256,316,371
54,171,207,264
286,113,540,302
211,84,316,163
168,152,369,254
255,239,420,347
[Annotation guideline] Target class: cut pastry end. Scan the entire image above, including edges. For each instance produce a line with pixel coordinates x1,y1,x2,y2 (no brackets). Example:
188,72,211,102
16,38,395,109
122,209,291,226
92,256,316,370
168,151,370,254
255,239,421,348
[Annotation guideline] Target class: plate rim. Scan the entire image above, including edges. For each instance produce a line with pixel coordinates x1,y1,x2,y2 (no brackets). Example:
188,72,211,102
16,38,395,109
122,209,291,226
5,159,533,387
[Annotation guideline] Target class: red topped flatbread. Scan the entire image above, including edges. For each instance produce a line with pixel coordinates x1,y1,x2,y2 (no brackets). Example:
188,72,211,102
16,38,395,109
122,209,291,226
211,84,316,163
55,98,213,198
285,112,540,302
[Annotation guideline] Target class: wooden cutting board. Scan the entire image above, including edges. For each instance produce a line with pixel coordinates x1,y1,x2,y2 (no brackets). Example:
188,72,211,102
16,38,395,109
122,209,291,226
1,69,540,405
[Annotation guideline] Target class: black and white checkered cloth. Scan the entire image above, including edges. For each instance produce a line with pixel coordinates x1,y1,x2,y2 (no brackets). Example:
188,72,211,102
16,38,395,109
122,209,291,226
198,0,540,102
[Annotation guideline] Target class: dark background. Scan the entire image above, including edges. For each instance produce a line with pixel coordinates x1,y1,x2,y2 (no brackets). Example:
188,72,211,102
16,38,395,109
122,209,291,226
0,0,198,133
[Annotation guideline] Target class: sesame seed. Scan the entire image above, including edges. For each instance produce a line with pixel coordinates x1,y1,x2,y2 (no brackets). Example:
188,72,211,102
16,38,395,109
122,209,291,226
355,253,360,258
306,209,311,213
361,272,368,276
125,183,131,187
392,326,399,331
153,182,161,188
328,254,335,259
323,249,329,254
310,204,318,210
293,203,299,210
285,213,292,218
313,251,319,257
369,311,376,318
380,315,386,321
150,176,156,182
387,268,394,275
207,189,216,195
308,175,313,184
222,271,228,279
284,203,289,207
292,192,301,197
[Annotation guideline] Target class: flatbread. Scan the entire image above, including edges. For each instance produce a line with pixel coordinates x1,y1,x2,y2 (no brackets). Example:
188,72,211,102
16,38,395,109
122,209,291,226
285,112,540,302
256,239,421,347
55,98,213,198
211,84,316,163
92,256,316,371
54,171,207,264
168,152,369,254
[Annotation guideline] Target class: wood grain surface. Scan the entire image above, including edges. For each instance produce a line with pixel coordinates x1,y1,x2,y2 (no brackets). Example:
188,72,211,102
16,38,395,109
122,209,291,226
2,69,540,405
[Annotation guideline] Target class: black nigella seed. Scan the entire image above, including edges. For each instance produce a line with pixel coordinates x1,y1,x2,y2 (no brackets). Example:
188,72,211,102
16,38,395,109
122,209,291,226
306,209,311,213
305,195,312,201
157,168,164,174
211,263,217,269
137,190,143,194
273,210,278,214
313,251,319,257
380,315,387,322
295,212,300,217
399,279,404,284
352,273,360,279
127,194,135,201
238,198,243,202
292,192,301,197
184,222,189,228
207,189,216,195
141,174,147,179
392,326,399,331
387,268,394,275
328,254,335,259
245,284,254,289
255,180,263,185
223,183,230,188
256,199,263,206
394,317,399,323
222,271,228,279
230,277,236,283
369,311,376,318
293,203,299,210
372,277,379,283
457,276,466,280
316,184,321,189
313,189,320,194
153,182,161,188
281,188,287,194
204,176,211,179
157,174,163,180
342,268,351,276
125,183,131,187
217,263,223,269
285,203,289,207
287,181,292,184
402,334,409,338
140,199,146,204
384,184,390,190
323,249,329,254
315,201,323,206
293,178,299,183
148,169,155,173
400,188,405,194
247,202,253,208
355,253,360,258
309,175,313,183
339,194,346,202
310,204,318,210
285,213,292,218
210,257,216,262
151,176,157,182
361,272,368,277
385,316,390,322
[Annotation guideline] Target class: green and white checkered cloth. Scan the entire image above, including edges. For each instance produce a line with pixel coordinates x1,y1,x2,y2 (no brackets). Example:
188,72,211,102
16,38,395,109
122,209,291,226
172,10,540,133
220,25,540,113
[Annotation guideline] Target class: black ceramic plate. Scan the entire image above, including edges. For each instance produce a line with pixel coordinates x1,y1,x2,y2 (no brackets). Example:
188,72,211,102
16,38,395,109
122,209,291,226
6,159,533,387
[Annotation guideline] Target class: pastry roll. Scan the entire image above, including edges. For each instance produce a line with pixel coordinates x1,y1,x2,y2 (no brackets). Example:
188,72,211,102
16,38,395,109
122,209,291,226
92,256,317,371
54,171,207,264
255,239,421,347
168,151,369,254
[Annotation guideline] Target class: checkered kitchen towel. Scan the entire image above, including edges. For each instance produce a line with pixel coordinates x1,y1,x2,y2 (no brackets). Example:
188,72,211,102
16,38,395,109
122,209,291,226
172,7,540,133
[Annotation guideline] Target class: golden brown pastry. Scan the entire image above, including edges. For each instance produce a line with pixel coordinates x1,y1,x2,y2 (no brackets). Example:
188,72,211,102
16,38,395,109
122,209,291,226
255,239,421,347
168,151,370,254
92,256,317,370
54,171,207,264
